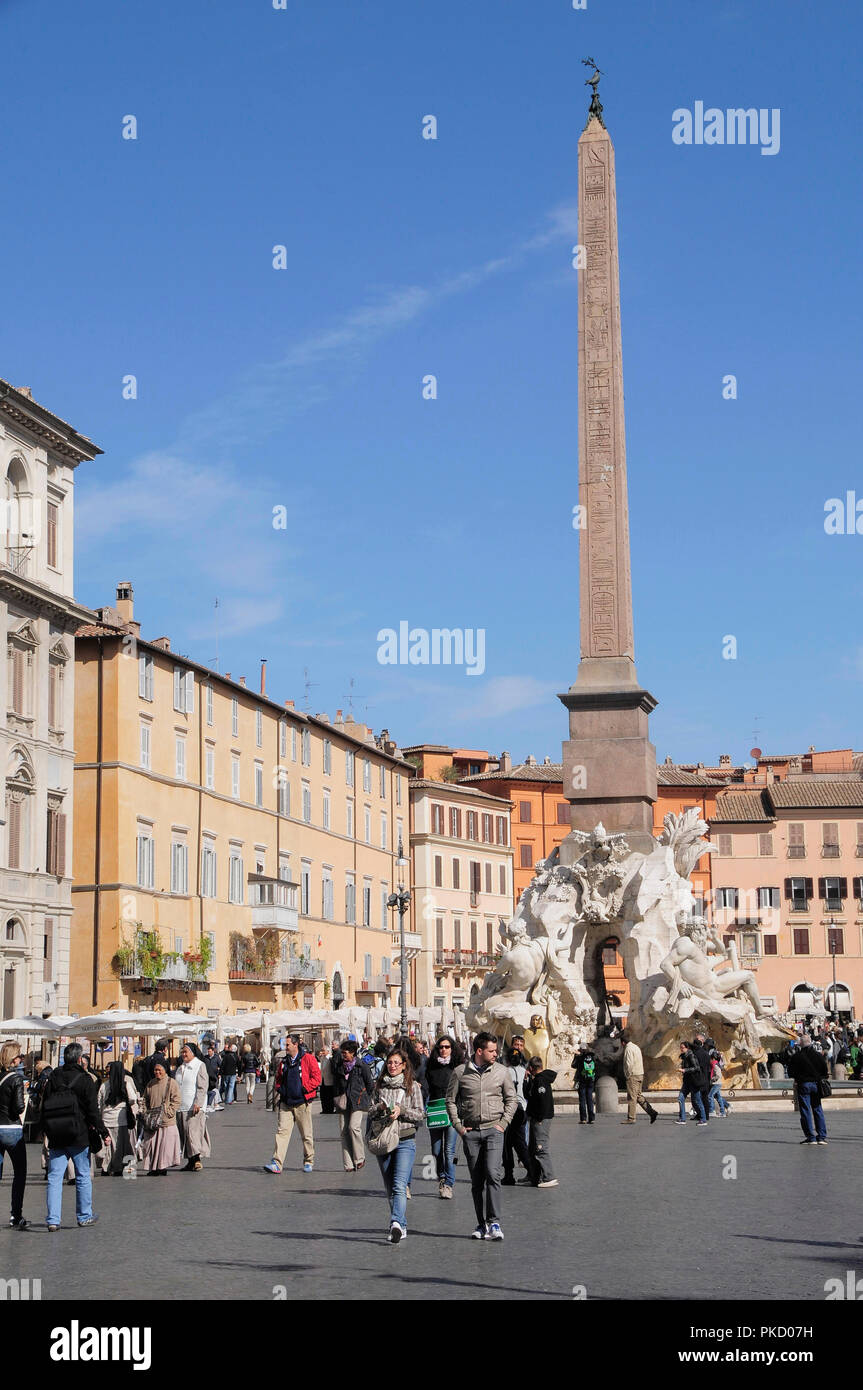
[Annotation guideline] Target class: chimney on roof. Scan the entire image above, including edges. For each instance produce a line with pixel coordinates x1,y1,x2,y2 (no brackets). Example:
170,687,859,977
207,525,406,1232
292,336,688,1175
500,751,512,772
225,672,231,680
239,676,246,687
543,756,551,765
285,700,295,710
526,754,537,767
16,387,32,399
335,709,343,722
665,755,674,765
260,659,267,696
115,581,134,625
150,636,171,651
316,712,329,723
719,754,731,767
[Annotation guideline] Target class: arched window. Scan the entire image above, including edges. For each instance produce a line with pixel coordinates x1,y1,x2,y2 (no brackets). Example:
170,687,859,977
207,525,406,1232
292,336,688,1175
5,457,34,576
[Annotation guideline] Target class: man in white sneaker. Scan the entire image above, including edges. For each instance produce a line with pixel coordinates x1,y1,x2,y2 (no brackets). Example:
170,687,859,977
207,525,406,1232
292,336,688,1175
446,1033,517,1240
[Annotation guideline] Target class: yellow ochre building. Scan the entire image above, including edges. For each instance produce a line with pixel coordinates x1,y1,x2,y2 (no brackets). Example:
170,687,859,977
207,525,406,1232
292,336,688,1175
71,583,415,1018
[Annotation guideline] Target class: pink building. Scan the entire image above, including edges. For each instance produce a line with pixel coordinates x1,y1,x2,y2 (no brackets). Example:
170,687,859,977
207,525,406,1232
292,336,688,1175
709,773,863,1020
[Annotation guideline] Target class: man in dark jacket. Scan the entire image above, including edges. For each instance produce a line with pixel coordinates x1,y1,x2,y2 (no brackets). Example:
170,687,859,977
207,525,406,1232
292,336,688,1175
572,1047,597,1125
690,1035,712,1125
219,1043,239,1104
0,1043,29,1228
785,1032,829,1144
41,1043,108,1232
204,1042,222,1111
264,1035,322,1173
132,1038,171,1093
524,1058,558,1188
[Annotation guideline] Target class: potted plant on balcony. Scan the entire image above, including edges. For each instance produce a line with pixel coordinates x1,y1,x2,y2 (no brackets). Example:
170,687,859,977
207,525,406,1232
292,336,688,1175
112,944,136,977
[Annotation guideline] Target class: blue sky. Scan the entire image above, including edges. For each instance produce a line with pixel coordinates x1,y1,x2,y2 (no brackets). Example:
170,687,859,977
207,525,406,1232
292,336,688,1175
2,0,861,766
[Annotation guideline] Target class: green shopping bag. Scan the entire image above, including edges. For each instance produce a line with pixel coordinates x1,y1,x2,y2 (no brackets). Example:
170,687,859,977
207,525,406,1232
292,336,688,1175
426,1097,451,1130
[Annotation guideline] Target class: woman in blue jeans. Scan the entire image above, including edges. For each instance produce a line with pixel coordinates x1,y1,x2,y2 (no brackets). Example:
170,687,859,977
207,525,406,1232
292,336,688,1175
0,1042,29,1229
425,1036,464,1198
368,1048,425,1243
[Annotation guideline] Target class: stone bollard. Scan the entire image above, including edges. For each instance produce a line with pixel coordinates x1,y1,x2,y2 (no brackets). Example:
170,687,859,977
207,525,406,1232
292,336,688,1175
769,1062,785,1080
595,1074,619,1114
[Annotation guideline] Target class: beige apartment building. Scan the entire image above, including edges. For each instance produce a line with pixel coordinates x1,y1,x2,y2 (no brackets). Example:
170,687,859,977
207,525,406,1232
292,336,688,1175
71,583,414,1017
409,778,513,1013
0,382,100,1019
709,756,863,1020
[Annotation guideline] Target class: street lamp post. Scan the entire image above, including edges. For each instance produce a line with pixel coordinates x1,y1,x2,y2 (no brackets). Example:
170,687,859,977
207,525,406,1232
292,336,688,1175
388,836,411,1035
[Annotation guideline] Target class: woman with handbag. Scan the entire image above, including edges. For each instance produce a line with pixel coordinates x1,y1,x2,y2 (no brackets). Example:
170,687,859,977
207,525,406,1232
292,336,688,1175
97,1060,140,1175
0,1041,29,1229
367,1047,425,1243
140,1060,182,1175
332,1039,375,1173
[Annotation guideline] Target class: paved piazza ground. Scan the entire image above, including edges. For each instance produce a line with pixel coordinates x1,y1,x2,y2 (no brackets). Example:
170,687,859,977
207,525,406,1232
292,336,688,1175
3,1102,862,1302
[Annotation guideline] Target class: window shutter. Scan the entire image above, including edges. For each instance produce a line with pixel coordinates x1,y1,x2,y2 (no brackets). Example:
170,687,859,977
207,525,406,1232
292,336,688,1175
805,877,813,898
185,670,194,712
817,878,826,899
838,877,848,899
7,798,20,869
46,808,55,874
47,502,58,567
783,878,792,898
173,667,182,710
732,889,739,910
55,814,66,877
138,655,147,699
12,647,23,712
853,877,863,900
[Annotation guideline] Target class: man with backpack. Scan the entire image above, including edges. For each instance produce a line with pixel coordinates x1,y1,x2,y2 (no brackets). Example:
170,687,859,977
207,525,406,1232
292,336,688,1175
40,1043,109,1232
572,1045,597,1124
263,1034,321,1174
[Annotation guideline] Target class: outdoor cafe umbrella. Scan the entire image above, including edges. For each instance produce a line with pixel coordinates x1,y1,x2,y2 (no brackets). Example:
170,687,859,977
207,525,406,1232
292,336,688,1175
0,1015,67,1036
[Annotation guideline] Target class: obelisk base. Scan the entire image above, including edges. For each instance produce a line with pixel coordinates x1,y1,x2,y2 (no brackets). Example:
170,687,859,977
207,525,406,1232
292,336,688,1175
558,665,658,860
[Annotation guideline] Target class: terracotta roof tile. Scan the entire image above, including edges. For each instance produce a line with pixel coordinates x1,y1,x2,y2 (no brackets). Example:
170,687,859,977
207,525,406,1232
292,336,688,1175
767,779,863,810
711,791,774,823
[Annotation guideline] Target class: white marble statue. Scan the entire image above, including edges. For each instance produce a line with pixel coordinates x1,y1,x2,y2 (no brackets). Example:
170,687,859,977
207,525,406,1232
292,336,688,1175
467,811,793,1089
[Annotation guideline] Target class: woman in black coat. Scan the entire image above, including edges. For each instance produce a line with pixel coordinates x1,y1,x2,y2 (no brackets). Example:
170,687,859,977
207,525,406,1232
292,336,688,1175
0,1042,29,1228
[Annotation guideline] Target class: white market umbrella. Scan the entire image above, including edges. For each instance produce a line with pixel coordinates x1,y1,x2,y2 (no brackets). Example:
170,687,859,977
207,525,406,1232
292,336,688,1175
0,1016,65,1036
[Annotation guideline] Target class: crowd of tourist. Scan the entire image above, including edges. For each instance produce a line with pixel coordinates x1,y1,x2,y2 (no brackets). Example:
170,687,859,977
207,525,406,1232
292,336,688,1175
0,1017,860,1241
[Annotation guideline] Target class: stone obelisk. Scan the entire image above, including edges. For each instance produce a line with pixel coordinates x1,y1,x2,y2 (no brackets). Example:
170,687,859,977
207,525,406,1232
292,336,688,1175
559,65,658,859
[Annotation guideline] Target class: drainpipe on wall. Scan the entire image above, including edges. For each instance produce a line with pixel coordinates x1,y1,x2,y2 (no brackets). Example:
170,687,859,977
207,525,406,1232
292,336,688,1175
92,639,104,1007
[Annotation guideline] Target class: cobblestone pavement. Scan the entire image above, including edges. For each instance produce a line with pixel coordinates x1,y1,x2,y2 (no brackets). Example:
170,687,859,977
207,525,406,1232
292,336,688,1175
1,1102,861,1300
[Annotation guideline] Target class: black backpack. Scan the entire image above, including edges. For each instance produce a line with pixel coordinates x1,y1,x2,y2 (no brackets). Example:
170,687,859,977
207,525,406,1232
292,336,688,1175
42,1073,83,1147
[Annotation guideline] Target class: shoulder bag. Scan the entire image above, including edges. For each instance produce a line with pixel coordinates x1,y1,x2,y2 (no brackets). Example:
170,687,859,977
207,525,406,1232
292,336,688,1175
366,1108,400,1155
818,1076,832,1099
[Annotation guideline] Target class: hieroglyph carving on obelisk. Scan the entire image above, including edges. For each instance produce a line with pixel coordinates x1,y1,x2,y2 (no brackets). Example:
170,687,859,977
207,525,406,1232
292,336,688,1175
578,117,635,666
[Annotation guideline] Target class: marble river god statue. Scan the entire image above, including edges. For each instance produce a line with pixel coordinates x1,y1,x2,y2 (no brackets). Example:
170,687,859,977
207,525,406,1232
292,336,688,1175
467,810,794,1089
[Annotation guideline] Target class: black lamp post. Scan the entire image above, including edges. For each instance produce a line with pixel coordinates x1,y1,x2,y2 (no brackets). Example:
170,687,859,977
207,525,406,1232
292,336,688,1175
388,836,411,1035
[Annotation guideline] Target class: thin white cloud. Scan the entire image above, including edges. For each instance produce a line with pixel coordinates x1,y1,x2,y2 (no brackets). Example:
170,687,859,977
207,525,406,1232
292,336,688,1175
79,201,574,643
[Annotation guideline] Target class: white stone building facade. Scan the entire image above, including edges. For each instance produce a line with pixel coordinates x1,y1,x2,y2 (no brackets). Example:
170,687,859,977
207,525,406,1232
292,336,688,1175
0,381,99,1018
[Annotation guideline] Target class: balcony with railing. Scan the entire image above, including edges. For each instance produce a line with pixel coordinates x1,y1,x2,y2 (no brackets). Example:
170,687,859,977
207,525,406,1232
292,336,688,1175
821,844,841,858
391,929,423,957
115,933,212,993
249,874,299,932
787,845,806,858
358,973,391,994
229,942,325,983
433,950,494,970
